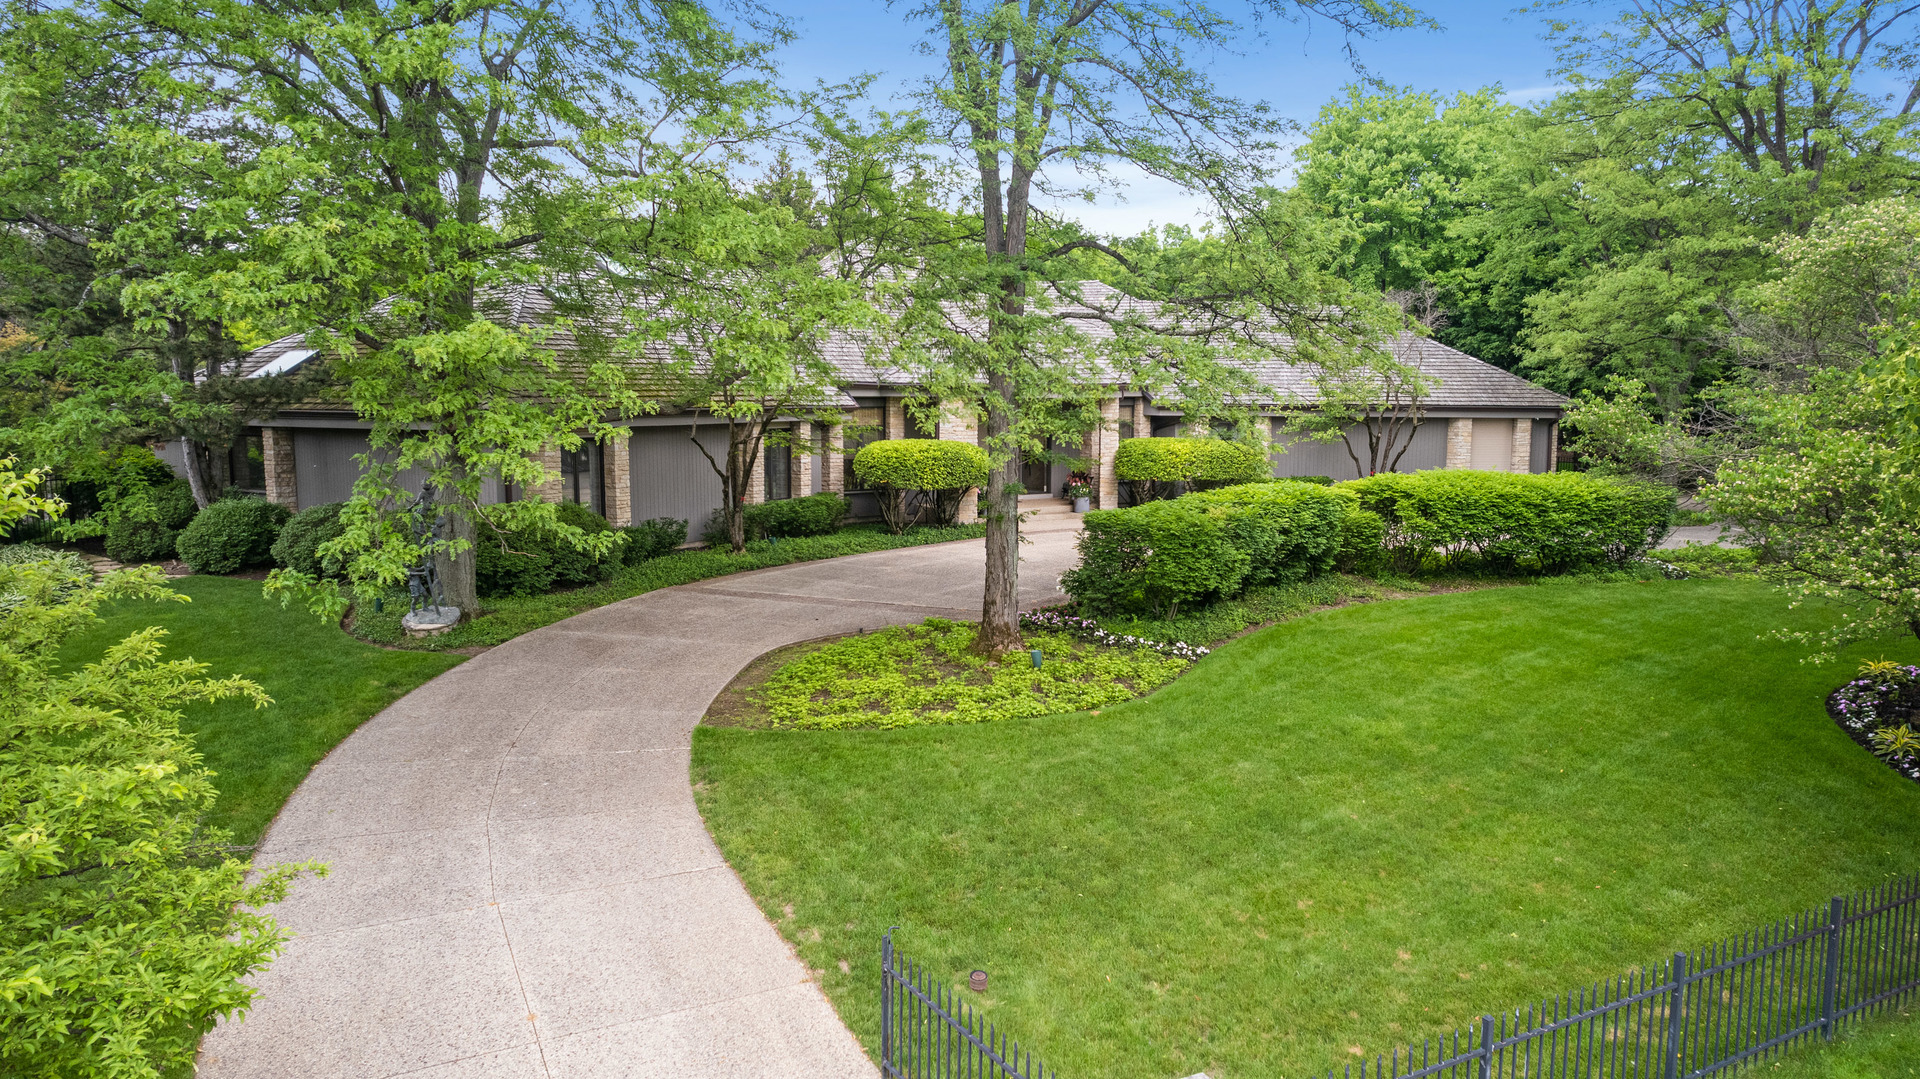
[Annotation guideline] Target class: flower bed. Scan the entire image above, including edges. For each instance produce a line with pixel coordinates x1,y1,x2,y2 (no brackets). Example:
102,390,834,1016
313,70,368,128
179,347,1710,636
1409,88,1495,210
1018,608,1210,660
1827,661,1920,782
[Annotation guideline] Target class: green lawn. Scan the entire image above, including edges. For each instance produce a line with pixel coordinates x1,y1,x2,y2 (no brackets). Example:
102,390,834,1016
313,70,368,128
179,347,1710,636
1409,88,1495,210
1769,1009,1920,1078
62,576,461,846
693,578,1920,1079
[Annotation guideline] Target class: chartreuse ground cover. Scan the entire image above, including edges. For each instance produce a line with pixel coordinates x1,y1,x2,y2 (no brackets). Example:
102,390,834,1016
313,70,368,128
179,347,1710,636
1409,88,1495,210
59,575,460,846
692,579,1920,1078
724,619,1188,730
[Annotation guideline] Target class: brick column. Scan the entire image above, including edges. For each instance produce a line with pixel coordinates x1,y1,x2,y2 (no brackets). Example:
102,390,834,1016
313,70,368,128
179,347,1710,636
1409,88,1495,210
530,445,563,501
601,428,632,525
1549,420,1560,472
822,423,846,494
1085,397,1121,509
1509,417,1533,474
937,401,981,522
884,396,907,441
1445,418,1474,469
741,430,766,506
1130,396,1147,439
792,422,814,497
262,428,298,509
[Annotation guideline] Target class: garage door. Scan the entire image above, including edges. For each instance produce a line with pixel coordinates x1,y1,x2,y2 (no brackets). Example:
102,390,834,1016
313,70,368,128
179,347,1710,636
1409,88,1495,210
628,425,729,532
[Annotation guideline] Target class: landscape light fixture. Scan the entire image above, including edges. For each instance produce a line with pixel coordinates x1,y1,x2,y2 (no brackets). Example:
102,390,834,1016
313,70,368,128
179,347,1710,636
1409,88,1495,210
1030,649,1043,669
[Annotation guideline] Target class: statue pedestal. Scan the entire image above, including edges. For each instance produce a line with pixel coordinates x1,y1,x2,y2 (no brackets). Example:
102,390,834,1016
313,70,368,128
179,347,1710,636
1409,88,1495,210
402,605,463,638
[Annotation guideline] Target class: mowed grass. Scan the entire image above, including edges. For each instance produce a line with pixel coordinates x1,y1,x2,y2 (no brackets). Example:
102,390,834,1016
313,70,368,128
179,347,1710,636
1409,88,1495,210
1767,1007,1920,1078
692,579,1920,1079
61,576,461,847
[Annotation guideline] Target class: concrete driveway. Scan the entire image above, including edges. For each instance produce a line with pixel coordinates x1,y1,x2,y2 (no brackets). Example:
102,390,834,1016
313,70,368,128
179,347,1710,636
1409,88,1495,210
197,516,1082,1079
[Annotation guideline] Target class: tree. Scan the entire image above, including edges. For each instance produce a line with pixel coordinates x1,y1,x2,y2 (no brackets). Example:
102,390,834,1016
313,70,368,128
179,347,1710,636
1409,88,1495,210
901,0,1423,654
604,133,924,552
0,1,314,508
1278,288,1439,476
1287,84,1520,292
80,0,778,618
0,462,308,1077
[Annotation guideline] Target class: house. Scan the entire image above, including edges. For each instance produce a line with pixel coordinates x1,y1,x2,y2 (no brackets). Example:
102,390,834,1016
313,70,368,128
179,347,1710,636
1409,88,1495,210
211,283,1567,531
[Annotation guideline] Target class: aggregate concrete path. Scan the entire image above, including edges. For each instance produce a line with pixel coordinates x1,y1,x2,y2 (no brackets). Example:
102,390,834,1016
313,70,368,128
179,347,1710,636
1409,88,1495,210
198,514,1084,1079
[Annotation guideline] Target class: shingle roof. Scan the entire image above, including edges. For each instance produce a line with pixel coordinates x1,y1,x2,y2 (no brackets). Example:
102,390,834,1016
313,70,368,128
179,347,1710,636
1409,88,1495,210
241,280,1564,414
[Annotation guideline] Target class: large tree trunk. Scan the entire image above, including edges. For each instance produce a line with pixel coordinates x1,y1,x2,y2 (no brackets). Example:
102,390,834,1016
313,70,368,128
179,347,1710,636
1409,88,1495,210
435,463,480,619
975,367,1023,656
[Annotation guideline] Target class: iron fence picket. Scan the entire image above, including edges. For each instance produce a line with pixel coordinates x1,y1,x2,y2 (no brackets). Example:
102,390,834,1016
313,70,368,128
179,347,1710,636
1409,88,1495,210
881,932,1052,1079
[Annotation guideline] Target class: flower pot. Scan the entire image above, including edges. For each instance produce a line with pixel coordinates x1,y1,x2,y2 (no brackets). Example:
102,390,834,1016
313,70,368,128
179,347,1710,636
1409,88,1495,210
1073,496,1090,513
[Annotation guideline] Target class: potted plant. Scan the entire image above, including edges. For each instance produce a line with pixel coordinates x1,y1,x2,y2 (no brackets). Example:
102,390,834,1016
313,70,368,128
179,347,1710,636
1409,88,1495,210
1065,477,1093,513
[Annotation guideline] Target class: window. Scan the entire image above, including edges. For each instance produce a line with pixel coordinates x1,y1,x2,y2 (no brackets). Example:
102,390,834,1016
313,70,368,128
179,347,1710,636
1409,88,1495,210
560,443,604,515
907,406,938,440
764,441,792,501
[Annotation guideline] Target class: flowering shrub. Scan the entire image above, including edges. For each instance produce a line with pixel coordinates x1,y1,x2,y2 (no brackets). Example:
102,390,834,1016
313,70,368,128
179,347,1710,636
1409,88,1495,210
1019,608,1210,660
1829,660,1920,782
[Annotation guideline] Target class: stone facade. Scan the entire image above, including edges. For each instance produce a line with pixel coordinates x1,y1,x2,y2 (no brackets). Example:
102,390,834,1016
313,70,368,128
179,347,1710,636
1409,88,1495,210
530,445,564,502
262,428,298,509
821,423,846,494
1445,418,1474,469
884,397,907,441
938,401,981,523
1509,417,1533,474
792,422,814,497
1085,397,1122,509
601,429,632,526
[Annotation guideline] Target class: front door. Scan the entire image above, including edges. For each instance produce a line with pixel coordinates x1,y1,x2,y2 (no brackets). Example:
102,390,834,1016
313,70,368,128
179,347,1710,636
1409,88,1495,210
1020,440,1051,493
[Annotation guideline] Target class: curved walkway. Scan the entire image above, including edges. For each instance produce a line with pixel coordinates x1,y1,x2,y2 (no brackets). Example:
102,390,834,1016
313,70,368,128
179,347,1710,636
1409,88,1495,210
198,517,1083,1079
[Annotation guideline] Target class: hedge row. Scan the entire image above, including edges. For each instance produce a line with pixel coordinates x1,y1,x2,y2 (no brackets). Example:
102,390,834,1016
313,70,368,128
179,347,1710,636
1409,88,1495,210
1061,480,1349,617
1113,437,1269,486
1061,470,1675,616
1344,470,1673,574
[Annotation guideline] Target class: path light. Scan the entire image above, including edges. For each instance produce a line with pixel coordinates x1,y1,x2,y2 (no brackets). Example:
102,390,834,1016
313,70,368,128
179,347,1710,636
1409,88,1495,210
1030,649,1043,669
969,970,987,992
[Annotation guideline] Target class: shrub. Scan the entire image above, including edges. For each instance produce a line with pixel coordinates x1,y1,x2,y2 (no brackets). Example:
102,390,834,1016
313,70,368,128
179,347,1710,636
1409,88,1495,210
1333,496,1389,574
1061,500,1250,616
475,501,621,597
852,440,990,531
1341,470,1674,574
105,516,181,563
745,493,848,538
271,502,348,577
175,497,291,574
1114,437,1270,501
620,517,687,564
1180,481,1348,587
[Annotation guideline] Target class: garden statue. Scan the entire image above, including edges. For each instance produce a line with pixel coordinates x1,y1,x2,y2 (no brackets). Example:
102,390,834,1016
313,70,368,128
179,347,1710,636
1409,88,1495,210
398,484,461,636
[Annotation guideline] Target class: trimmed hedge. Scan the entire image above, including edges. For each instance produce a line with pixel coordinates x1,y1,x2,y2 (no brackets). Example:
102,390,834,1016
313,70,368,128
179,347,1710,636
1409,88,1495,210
1114,437,1270,502
1060,499,1250,617
1340,470,1674,573
1180,481,1349,587
271,501,348,577
852,439,989,532
175,497,291,574
476,501,622,598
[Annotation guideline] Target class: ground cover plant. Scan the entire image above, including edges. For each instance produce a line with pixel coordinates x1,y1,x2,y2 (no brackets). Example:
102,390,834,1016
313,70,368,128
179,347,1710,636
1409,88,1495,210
738,619,1189,730
349,521,987,650
60,575,459,846
693,579,1920,1078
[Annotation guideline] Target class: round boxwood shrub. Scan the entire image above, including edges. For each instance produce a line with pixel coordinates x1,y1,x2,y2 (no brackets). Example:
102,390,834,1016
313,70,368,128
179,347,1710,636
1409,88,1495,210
271,501,349,577
105,517,180,563
851,439,989,532
174,497,291,574
744,493,848,539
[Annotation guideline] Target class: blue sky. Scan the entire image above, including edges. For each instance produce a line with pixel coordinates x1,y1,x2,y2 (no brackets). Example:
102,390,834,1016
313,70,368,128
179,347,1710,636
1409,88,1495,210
766,1,1567,234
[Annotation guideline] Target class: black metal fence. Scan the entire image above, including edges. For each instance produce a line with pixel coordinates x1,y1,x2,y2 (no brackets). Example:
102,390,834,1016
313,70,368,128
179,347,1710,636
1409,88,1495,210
1316,873,1920,1079
880,932,1056,1079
